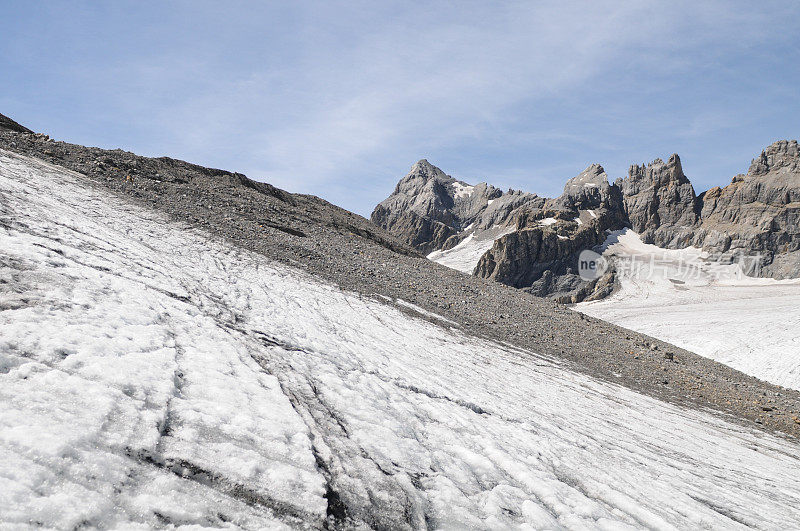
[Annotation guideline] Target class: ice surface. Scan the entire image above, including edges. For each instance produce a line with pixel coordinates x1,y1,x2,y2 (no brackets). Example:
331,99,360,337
577,229,800,391
3,151,800,528
427,227,514,274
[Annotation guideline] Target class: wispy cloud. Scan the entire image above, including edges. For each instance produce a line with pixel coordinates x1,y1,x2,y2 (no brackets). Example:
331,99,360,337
3,1,799,214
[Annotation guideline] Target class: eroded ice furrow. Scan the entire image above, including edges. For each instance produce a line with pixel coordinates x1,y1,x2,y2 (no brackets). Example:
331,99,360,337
2,150,800,529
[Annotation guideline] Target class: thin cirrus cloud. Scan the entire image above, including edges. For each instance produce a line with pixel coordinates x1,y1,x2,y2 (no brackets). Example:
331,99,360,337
2,1,799,216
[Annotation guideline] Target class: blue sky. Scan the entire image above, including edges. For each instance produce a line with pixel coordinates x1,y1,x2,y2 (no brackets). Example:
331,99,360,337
2,1,799,216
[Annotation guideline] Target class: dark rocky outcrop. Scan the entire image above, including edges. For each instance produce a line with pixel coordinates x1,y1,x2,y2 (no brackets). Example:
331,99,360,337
474,164,626,302
474,224,607,296
0,113,33,134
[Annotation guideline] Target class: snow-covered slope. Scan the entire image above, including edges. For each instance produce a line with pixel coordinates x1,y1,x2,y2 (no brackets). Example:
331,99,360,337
426,226,514,274
3,151,800,528
577,230,800,391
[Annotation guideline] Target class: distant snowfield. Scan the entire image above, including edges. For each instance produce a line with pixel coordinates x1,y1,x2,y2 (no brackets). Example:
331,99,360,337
2,150,800,528
427,226,514,274
577,230,800,391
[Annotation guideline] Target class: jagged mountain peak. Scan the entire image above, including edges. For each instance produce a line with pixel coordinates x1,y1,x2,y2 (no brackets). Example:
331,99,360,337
400,160,503,199
626,153,687,185
748,139,800,176
391,159,453,194
563,163,608,189
372,160,542,254
407,158,449,179
553,164,621,213
584,162,606,175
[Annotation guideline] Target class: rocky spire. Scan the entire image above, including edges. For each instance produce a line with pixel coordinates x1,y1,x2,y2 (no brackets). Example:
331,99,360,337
616,154,700,246
553,163,623,212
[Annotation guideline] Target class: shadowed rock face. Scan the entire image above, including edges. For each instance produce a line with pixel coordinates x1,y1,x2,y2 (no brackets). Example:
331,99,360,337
474,223,613,300
375,141,800,300
475,164,627,302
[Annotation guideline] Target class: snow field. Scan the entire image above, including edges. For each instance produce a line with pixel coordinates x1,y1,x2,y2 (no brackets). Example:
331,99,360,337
2,151,800,528
578,229,800,391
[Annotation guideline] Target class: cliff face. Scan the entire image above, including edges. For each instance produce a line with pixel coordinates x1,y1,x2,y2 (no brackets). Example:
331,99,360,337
474,164,625,302
373,140,800,300
693,140,800,278
616,154,700,248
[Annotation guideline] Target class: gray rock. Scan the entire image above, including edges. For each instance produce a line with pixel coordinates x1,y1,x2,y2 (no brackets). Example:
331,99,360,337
693,140,800,278
371,159,538,254
553,163,623,212
615,154,700,248
749,139,800,175
468,165,626,302
374,162,629,302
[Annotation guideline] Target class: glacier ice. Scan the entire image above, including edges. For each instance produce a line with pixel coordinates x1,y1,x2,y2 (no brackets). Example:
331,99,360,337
2,150,800,528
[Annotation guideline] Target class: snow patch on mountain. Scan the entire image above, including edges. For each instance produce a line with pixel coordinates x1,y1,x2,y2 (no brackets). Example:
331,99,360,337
450,181,474,198
427,227,515,274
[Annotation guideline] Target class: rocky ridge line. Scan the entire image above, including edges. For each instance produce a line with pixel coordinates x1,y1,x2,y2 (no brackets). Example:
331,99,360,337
373,141,800,301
